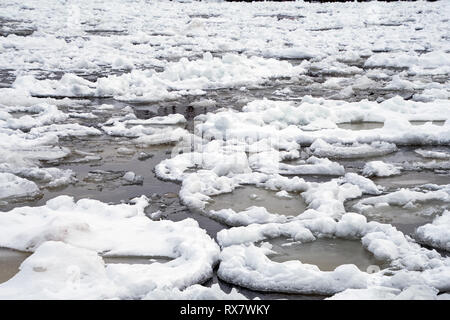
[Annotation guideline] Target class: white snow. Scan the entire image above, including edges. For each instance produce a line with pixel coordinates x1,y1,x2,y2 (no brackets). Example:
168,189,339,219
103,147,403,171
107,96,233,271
0,172,40,200
415,149,450,160
12,53,305,102
0,196,220,299
362,161,402,177
310,139,397,159
416,211,450,252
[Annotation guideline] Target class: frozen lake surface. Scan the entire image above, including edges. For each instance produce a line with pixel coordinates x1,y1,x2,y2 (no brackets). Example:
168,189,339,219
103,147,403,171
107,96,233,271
0,0,450,300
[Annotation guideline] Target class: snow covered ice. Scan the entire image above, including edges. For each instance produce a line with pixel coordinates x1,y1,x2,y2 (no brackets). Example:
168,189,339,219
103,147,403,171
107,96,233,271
1,0,450,300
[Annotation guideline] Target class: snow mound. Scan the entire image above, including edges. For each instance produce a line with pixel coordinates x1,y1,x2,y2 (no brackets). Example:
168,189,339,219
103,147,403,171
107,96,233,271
362,161,401,177
0,172,40,200
416,210,450,252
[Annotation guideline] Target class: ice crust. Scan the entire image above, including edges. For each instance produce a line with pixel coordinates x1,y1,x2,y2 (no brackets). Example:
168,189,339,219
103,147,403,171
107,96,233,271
1,0,450,300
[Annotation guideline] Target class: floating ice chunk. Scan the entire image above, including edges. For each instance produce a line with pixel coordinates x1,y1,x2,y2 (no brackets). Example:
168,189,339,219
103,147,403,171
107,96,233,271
302,180,361,215
102,114,190,145
0,103,68,131
261,47,320,60
179,171,236,210
276,190,292,198
218,243,369,295
156,149,251,182
362,161,401,177
191,99,216,108
385,75,417,91
0,172,40,200
0,88,89,108
407,160,450,171
198,97,450,148
68,112,98,119
322,77,348,89
415,149,450,160
341,173,381,195
117,147,135,155
217,220,316,247
0,195,219,258
0,166,76,189
134,127,190,146
206,207,290,227
365,51,450,75
259,175,309,193
416,210,450,252
310,139,397,159
279,157,345,176
103,118,189,145
13,74,97,98
12,54,303,102
365,52,418,69
357,188,450,208
414,88,450,102
122,171,143,184
29,123,102,137
123,171,135,181
125,114,186,125
69,150,102,164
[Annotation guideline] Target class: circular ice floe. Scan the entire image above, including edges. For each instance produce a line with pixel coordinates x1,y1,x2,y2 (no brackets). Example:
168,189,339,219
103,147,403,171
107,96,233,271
203,178,364,227
0,195,220,299
310,139,397,159
216,212,450,295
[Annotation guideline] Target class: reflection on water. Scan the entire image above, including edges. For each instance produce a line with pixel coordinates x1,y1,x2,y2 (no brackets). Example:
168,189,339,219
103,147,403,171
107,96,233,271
266,237,387,272
206,186,307,216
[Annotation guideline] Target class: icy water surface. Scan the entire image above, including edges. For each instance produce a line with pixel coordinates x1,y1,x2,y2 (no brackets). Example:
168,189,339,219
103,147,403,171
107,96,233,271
0,248,30,284
206,186,307,216
373,171,450,190
351,199,450,236
267,238,387,272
